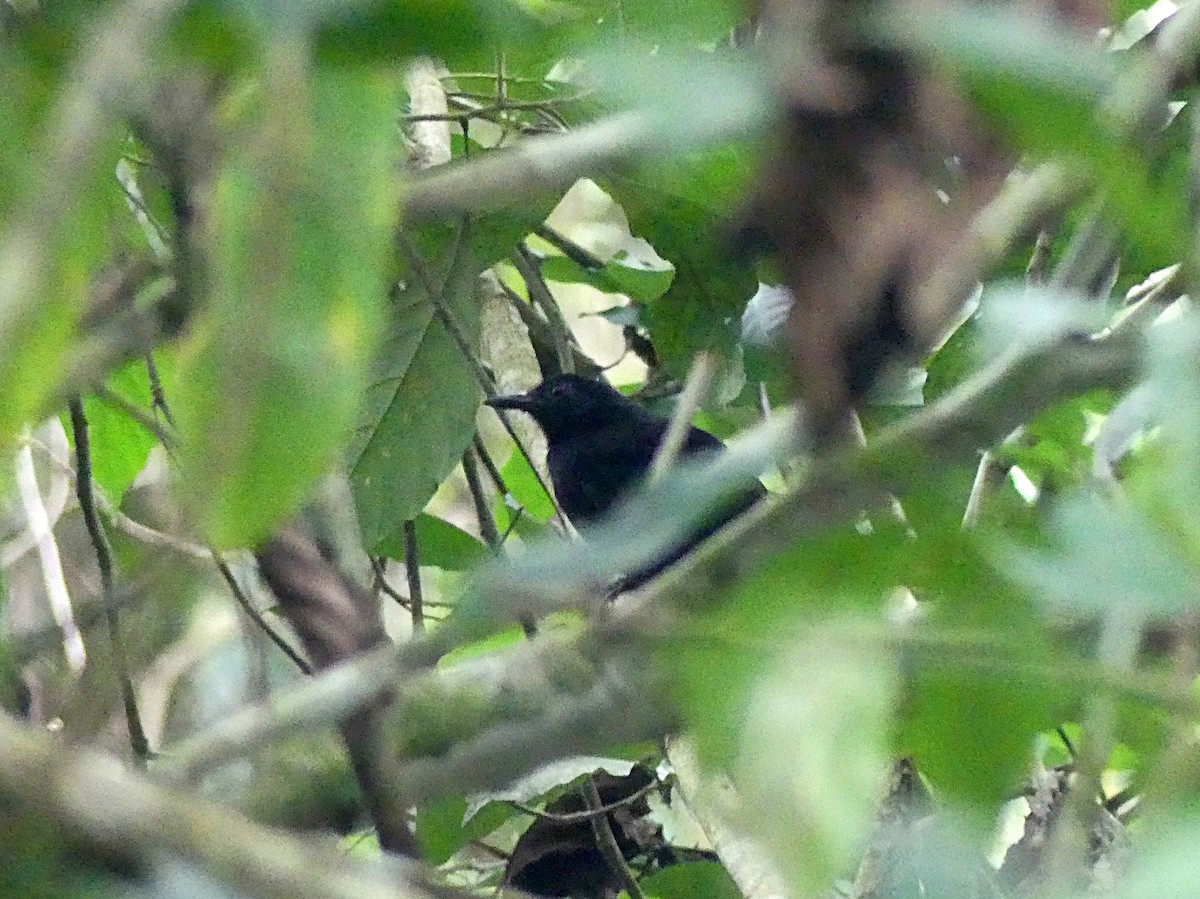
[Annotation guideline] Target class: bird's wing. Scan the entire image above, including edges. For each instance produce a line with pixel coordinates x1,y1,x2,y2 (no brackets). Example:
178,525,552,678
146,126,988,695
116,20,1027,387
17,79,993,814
547,427,664,525
681,424,725,457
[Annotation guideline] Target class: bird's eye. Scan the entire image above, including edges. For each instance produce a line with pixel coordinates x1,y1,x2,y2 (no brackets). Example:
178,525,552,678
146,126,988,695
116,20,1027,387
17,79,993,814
552,382,571,397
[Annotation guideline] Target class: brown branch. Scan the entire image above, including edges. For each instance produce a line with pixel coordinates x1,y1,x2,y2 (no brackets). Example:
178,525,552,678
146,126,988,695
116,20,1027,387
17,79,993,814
0,713,439,899
256,524,416,856
462,446,503,553
584,776,646,899
402,520,425,632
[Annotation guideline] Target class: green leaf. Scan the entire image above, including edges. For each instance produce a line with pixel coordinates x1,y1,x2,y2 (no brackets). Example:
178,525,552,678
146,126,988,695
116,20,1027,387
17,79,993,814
737,632,895,896
1006,491,1200,618
375,513,489,571
897,531,1071,810
314,0,546,64
541,251,675,304
602,145,758,374
628,861,741,899
349,233,484,553
883,4,1118,96
69,359,162,501
496,448,556,524
174,57,399,547
996,391,1114,492
415,795,513,865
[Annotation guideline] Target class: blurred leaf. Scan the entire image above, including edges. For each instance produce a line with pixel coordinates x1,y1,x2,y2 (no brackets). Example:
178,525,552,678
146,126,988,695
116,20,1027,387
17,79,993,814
867,364,927,407
0,62,118,453
590,45,771,146
884,4,1118,96
613,0,743,45
631,861,741,899
996,391,1114,492
737,631,894,897
439,623,529,667
1005,490,1200,618
174,58,399,547
375,513,489,571
314,0,547,64
1107,819,1200,897
897,529,1068,809
899,658,1054,812
885,3,1189,267
541,252,675,304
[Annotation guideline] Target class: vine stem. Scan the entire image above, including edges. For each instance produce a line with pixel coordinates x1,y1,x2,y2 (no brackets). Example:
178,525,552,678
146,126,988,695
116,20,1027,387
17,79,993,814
68,398,151,765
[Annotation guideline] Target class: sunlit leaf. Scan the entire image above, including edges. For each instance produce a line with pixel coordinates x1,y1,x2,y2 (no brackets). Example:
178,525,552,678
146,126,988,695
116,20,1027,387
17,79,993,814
602,144,759,374
631,861,741,899
67,359,163,501
375,513,489,571
737,631,895,896
540,252,675,304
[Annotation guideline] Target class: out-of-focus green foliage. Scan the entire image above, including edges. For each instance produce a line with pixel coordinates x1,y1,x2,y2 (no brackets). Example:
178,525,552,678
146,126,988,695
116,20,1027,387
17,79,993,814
173,58,400,548
7,0,1200,898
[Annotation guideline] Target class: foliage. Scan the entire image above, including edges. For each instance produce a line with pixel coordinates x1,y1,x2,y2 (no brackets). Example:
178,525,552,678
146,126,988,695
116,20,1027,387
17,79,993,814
2,1,1200,898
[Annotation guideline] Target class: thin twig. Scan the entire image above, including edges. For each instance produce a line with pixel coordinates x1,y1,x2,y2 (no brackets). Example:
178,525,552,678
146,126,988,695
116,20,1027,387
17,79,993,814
962,449,1006,530
534,223,606,270
472,434,509,496
213,556,312,675
145,352,175,426
371,556,410,608
583,776,646,899
396,231,569,528
68,398,151,764
402,520,425,632
23,433,210,559
13,440,86,671
1025,230,1054,286
94,384,177,448
463,446,503,553
649,351,716,482
500,279,600,378
513,244,575,374
509,777,660,824
369,556,452,612
472,434,526,545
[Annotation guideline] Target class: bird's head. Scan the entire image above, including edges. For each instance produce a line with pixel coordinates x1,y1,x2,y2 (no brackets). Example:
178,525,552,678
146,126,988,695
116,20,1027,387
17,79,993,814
485,374,641,441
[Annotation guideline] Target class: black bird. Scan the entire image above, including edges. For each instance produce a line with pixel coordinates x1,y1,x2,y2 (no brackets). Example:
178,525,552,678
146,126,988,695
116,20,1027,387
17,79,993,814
485,374,764,585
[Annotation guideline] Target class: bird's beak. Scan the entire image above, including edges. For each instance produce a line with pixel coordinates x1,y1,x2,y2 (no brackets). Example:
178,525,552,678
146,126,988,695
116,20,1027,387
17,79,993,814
485,391,536,412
